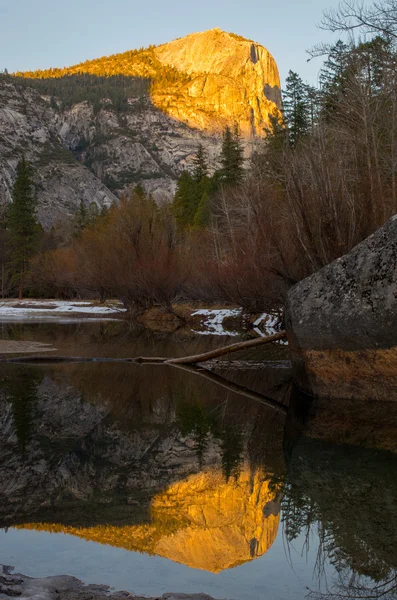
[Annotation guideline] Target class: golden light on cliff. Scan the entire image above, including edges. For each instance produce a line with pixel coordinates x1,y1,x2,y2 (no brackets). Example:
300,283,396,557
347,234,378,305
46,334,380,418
15,28,282,139
19,467,280,573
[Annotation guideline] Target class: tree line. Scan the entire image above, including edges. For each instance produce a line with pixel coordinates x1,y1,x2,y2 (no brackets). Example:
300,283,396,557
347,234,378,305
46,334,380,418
3,0,397,317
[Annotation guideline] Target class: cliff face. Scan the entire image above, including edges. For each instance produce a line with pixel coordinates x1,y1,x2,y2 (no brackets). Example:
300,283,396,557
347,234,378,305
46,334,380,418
0,80,117,229
17,28,281,138
153,28,282,136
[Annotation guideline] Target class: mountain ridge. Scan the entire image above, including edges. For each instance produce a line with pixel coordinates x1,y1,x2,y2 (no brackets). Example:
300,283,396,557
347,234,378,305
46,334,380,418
15,28,282,137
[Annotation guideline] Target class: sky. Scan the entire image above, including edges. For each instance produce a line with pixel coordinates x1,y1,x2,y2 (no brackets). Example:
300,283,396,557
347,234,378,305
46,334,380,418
0,0,358,88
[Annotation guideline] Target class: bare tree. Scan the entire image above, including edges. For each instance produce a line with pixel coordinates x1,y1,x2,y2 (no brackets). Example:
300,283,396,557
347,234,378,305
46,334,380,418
321,0,397,40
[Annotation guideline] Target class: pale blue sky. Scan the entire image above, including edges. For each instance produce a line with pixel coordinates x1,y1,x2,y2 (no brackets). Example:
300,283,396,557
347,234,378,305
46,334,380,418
1,0,356,87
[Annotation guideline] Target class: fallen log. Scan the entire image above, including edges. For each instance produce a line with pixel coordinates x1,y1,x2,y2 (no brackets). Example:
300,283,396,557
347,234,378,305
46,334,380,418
166,330,287,365
0,331,286,366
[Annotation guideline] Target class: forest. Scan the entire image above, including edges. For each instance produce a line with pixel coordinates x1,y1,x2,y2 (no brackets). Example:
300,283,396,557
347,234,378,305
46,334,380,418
2,0,397,316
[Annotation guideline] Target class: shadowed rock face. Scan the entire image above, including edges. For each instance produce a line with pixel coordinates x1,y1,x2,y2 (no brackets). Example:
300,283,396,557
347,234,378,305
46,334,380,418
0,79,221,228
285,216,397,401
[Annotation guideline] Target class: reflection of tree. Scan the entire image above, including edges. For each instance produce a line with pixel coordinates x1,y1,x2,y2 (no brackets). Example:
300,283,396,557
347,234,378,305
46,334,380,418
177,400,211,467
281,439,397,600
2,366,42,453
308,569,397,600
176,396,244,479
218,424,243,481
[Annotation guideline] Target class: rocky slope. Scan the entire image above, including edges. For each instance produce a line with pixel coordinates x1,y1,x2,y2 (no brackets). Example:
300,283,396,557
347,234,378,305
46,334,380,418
0,77,221,229
0,80,117,229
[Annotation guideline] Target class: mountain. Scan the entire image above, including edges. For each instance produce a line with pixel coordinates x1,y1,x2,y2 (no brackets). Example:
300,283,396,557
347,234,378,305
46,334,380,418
0,29,281,228
17,28,282,137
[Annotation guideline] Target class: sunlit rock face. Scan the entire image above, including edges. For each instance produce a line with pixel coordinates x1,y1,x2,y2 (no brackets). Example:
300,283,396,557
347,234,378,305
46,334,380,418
153,28,282,136
20,467,280,573
17,28,281,139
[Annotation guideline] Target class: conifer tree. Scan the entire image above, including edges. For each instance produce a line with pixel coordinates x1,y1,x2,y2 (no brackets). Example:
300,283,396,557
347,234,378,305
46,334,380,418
8,157,39,299
192,144,208,183
319,40,350,120
74,200,88,236
193,192,211,228
172,171,196,228
219,125,245,186
283,71,311,146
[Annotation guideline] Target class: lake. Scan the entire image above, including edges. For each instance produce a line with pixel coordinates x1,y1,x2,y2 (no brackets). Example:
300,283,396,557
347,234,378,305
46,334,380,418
0,321,396,600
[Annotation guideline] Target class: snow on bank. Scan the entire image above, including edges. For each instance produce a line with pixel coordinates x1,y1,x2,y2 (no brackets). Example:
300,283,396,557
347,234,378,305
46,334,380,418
0,300,126,322
253,312,280,336
253,311,288,344
192,308,242,336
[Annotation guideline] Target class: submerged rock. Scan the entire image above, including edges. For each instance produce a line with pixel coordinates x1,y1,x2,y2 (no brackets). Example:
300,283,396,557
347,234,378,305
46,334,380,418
285,215,397,401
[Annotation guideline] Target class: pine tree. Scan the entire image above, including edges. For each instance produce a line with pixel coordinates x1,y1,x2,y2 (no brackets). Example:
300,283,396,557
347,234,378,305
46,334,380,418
74,200,88,236
219,125,245,186
319,41,350,120
283,71,311,146
192,144,208,183
172,171,196,228
193,192,211,228
86,202,99,226
8,157,39,299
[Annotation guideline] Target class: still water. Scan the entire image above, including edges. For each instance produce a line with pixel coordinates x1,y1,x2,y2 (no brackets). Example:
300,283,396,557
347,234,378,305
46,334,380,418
0,321,396,600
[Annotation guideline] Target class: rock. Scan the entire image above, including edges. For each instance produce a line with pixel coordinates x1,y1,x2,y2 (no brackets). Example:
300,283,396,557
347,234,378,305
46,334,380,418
0,81,117,230
0,567,224,600
285,215,397,401
153,28,281,137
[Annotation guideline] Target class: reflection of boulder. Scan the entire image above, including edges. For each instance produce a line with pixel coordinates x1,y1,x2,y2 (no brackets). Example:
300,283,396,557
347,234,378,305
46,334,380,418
20,467,280,573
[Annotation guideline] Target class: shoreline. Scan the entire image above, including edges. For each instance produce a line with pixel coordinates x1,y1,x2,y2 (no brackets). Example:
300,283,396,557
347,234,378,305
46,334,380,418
0,565,223,600
0,299,282,339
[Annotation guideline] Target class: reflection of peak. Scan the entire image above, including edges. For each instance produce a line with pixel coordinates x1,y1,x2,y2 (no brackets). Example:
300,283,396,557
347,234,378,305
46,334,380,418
152,468,280,572
20,467,280,573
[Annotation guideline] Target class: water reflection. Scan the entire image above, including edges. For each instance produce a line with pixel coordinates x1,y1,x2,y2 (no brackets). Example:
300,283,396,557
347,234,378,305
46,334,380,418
20,467,280,573
1,366,43,452
0,335,397,598
281,439,397,599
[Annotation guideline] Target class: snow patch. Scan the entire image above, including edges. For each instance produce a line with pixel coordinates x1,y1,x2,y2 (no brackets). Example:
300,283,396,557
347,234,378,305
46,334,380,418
192,308,242,336
0,300,126,322
253,312,279,334
252,311,288,344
